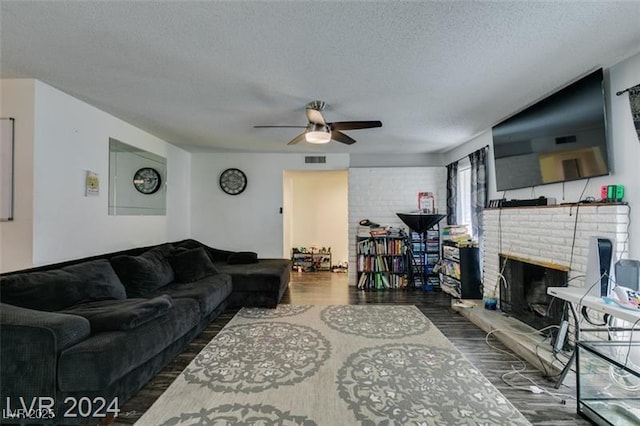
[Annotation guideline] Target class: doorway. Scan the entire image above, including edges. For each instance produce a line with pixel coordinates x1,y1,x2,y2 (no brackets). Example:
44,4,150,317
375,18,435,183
283,170,348,273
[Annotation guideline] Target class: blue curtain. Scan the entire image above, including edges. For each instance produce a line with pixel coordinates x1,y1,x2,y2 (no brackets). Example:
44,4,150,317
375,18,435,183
446,162,458,225
468,148,488,240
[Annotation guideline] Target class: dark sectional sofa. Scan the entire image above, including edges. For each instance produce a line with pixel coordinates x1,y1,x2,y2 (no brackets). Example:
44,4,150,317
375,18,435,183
0,239,291,425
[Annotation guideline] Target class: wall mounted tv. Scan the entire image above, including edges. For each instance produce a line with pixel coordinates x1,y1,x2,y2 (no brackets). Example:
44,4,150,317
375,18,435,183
492,68,609,192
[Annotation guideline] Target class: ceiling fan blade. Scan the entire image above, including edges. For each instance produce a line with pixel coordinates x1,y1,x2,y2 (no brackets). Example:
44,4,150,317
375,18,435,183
332,130,357,145
330,120,382,131
287,132,307,145
254,125,306,128
306,108,326,125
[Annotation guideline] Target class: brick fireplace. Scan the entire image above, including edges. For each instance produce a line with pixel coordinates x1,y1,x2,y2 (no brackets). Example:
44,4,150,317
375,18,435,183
454,203,631,374
483,204,630,302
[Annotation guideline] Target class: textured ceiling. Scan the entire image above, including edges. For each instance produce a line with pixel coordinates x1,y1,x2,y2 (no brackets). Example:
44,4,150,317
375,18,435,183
1,1,639,154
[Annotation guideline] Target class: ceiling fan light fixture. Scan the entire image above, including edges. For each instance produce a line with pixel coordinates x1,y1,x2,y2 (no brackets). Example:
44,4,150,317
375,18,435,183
305,124,332,144
305,130,331,144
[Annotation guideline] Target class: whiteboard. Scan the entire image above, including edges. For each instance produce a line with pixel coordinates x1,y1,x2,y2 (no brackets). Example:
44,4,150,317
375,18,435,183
0,118,14,221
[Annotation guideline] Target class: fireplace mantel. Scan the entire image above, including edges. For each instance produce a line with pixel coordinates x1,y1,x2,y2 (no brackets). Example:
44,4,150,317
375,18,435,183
499,253,570,272
485,201,628,211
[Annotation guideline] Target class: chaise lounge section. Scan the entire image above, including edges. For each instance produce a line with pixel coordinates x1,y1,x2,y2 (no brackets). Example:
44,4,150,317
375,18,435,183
170,239,292,308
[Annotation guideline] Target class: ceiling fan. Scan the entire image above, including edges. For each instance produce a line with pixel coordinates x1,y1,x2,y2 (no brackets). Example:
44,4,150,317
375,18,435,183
254,100,382,145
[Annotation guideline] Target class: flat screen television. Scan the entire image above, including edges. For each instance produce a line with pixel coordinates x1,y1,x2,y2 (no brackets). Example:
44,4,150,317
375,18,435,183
492,69,609,192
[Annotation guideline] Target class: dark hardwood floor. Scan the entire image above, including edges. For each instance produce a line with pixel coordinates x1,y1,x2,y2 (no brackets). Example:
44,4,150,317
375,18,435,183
114,272,590,425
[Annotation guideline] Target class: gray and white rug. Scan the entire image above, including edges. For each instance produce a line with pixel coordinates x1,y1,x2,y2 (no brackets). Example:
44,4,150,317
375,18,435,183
137,305,531,425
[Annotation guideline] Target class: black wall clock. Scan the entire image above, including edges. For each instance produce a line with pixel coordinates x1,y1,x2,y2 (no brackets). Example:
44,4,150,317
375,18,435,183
133,167,162,194
219,168,247,195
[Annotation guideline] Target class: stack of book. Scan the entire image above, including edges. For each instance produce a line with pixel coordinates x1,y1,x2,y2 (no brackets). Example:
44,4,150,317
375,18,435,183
369,227,388,236
357,272,407,290
357,225,388,237
442,225,472,244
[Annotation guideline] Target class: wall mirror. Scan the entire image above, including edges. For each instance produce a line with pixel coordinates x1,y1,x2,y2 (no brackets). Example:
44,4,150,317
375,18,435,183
108,138,166,215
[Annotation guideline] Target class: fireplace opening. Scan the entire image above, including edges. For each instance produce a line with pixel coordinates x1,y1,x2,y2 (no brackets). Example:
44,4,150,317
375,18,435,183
499,256,568,336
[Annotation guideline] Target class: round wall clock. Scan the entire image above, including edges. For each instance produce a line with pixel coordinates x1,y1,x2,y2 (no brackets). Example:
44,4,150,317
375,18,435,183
133,167,162,194
219,168,247,195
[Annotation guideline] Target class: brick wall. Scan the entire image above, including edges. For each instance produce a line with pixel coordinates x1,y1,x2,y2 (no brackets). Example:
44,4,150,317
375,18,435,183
348,167,447,285
483,204,631,299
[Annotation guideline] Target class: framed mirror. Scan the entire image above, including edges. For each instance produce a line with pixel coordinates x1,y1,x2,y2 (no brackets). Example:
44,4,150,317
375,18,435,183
108,138,166,215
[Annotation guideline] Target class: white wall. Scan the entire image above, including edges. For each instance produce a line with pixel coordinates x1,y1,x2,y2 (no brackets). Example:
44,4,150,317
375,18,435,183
350,152,444,167
443,51,640,260
0,80,35,272
165,143,191,241
607,52,640,260
32,81,192,265
190,153,349,258
287,170,348,265
0,79,192,269
348,167,447,284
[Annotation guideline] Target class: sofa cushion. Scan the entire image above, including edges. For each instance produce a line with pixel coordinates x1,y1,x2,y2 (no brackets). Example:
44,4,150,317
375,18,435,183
147,274,232,315
59,295,174,332
173,239,236,262
0,260,126,312
1,303,91,350
111,246,175,297
58,297,200,392
169,247,219,283
227,251,258,265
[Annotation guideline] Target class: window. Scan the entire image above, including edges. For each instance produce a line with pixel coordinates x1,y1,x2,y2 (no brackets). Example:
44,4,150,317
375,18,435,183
457,158,472,237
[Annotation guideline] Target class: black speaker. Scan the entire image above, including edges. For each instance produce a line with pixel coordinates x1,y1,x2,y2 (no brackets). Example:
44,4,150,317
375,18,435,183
585,237,614,297
615,259,640,291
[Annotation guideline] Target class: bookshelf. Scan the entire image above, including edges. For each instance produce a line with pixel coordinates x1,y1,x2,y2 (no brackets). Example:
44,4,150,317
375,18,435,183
439,239,482,299
395,213,445,290
407,227,442,289
356,234,408,290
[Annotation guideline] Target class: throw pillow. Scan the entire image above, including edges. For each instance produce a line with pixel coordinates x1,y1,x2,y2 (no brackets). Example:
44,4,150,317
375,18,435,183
60,295,173,332
0,260,126,312
208,247,237,262
173,239,235,262
169,247,219,283
227,251,259,265
172,239,203,251
110,247,175,298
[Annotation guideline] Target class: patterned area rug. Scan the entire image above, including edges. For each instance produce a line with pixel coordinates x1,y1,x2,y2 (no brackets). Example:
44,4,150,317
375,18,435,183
137,305,531,425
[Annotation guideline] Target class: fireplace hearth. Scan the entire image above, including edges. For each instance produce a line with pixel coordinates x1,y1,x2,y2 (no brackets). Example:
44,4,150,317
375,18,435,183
499,255,568,334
